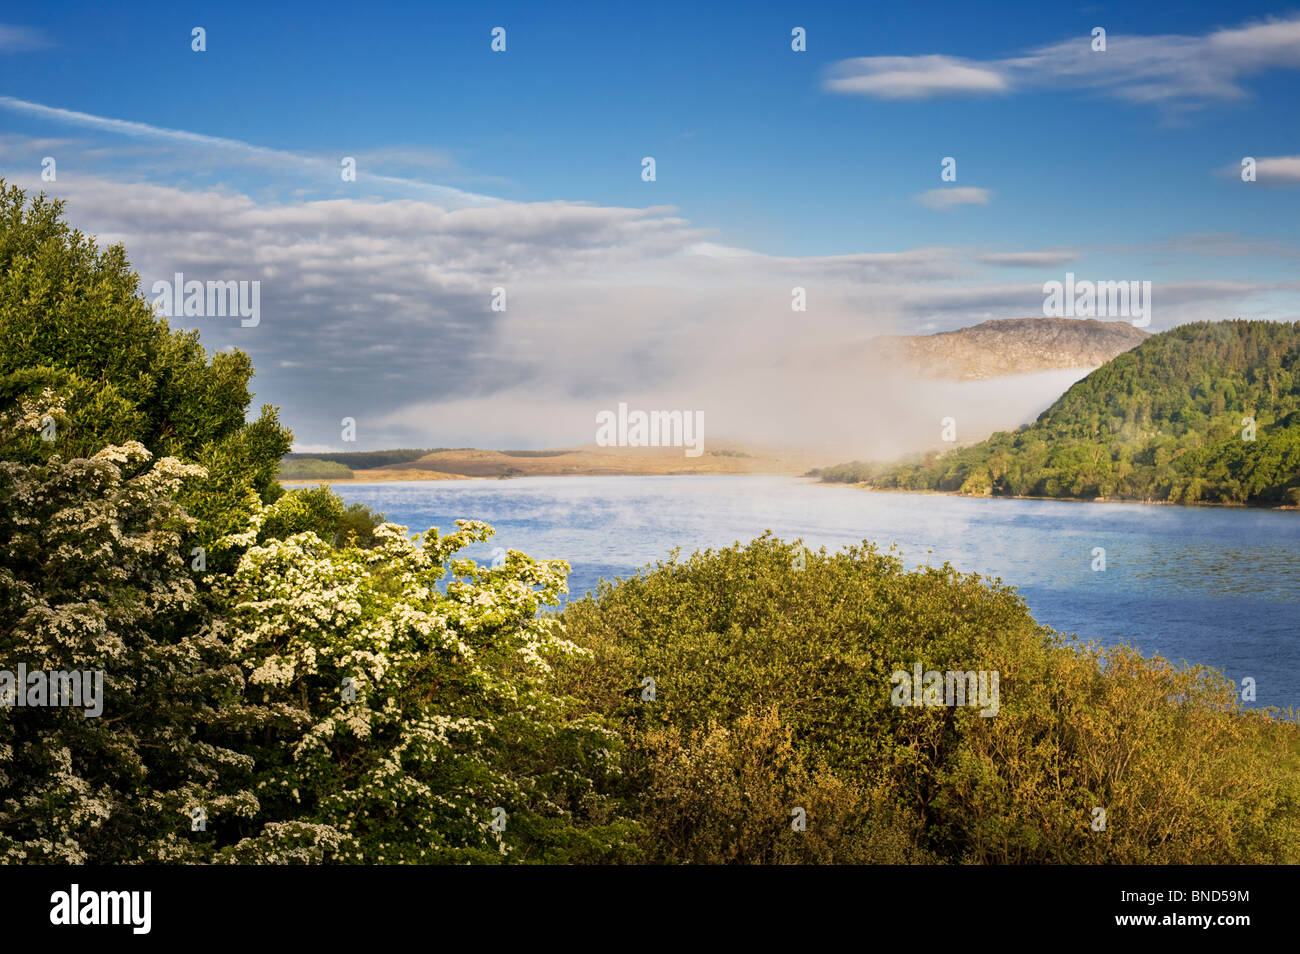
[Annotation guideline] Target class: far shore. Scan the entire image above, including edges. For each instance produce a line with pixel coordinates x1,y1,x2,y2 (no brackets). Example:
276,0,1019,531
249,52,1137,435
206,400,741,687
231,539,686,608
279,468,818,485
279,443,830,483
827,481,1300,511
280,469,1300,511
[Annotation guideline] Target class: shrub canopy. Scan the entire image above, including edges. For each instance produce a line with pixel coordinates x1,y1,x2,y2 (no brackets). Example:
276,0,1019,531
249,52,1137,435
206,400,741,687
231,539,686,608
557,534,1300,863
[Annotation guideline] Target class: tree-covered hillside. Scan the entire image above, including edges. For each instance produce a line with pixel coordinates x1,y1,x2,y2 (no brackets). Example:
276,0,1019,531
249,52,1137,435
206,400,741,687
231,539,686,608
820,321,1300,506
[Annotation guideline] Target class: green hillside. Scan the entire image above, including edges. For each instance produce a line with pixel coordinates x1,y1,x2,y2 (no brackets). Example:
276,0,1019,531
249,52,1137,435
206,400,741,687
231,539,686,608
278,457,354,480
281,448,447,470
820,320,1300,506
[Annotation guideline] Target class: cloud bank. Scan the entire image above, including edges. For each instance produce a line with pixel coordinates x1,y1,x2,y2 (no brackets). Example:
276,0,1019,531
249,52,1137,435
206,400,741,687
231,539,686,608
0,99,1294,454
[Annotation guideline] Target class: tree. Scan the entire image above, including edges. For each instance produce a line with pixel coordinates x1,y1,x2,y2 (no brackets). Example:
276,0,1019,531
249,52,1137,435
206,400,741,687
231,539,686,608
0,393,259,863
0,180,292,556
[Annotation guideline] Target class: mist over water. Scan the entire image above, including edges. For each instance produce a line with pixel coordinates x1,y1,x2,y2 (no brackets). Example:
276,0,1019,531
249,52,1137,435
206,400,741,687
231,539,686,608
315,476,1300,710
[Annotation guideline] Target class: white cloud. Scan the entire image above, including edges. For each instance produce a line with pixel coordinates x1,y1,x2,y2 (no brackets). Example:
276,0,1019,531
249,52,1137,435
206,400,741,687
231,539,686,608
1251,156,1300,182
11,167,1289,451
915,187,990,211
0,95,497,207
2,98,1295,454
824,55,1008,99
1220,155,1300,185
1140,233,1300,258
825,14,1300,112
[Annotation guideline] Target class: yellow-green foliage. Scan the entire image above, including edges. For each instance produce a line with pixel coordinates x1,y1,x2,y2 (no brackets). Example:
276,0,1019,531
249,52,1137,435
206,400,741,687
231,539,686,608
639,708,928,864
557,534,1300,864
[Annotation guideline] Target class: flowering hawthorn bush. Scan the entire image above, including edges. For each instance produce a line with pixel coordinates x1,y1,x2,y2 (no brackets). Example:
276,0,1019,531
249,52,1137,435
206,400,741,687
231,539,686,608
207,508,640,863
0,392,257,863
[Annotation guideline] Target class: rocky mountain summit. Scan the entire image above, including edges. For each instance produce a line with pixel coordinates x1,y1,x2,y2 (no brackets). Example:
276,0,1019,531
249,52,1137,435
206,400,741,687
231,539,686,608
875,318,1149,380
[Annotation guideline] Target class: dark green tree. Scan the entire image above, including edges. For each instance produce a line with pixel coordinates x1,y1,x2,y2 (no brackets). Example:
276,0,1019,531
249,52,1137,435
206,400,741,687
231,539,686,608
0,181,292,556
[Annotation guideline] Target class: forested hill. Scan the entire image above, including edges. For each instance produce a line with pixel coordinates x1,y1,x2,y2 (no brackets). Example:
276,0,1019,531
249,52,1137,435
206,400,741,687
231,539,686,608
819,320,1300,506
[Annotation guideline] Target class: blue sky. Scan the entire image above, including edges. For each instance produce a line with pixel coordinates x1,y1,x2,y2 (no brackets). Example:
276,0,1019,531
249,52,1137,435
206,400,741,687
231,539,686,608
2,1,1300,450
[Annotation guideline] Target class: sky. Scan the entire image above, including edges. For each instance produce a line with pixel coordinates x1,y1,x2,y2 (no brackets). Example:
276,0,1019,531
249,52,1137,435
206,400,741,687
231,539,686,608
2,1,1299,453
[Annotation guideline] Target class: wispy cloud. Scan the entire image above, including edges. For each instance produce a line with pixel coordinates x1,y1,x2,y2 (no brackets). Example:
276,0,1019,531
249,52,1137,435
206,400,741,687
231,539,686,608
1219,154,1300,185
0,24,50,52
975,250,1078,268
825,14,1300,112
0,95,498,207
825,55,1008,99
1110,232,1300,259
18,168,1285,450
915,187,990,211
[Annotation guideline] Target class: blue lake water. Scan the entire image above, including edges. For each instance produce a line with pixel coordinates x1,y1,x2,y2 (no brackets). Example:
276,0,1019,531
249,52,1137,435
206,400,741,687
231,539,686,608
307,476,1300,711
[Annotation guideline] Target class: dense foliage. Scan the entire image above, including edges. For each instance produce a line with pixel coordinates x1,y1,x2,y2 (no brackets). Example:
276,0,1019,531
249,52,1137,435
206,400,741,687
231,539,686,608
201,509,637,863
820,321,1300,505
0,396,259,862
0,181,293,558
556,535,1300,863
0,186,638,863
258,485,387,549
0,401,637,862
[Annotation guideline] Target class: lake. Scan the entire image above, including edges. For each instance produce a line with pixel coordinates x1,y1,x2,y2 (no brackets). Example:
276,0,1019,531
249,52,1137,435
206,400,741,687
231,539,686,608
309,475,1300,711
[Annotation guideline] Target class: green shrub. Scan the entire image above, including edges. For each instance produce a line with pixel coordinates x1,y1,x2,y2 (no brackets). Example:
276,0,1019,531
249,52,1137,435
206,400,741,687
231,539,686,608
0,399,258,863
258,486,345,544
557,534,1300,863
638,707,928,864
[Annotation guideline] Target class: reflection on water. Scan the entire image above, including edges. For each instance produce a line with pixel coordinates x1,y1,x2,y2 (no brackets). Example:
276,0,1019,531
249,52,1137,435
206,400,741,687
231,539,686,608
303,476,1300,710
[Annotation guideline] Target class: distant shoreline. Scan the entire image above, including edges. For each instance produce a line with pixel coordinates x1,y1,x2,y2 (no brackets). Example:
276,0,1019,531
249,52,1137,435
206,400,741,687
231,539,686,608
829,481,1300,511
278,443,827,483
279,469,813,486
280,471,1300,511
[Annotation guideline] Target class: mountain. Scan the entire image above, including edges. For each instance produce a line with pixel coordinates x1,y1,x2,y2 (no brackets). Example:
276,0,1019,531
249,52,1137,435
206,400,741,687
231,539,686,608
873,317,1149,380
819,320,1300,507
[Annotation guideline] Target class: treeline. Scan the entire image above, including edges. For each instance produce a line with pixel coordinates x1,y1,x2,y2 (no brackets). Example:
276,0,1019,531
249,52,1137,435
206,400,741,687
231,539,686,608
4,182,1298,865
821,321,1300,506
